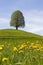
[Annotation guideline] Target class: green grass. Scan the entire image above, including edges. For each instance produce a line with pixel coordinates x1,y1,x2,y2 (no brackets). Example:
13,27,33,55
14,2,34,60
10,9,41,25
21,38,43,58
0,29,42,37
0,29,43,65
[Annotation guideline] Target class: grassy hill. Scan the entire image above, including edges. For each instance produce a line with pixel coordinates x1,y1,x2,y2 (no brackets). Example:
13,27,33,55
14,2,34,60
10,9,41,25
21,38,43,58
0,29,43,65
0,29,43,41
0,29,42,37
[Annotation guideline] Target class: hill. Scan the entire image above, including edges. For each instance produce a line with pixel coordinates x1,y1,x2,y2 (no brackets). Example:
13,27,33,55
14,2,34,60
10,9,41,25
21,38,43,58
0,29,43,65
0,29,42,38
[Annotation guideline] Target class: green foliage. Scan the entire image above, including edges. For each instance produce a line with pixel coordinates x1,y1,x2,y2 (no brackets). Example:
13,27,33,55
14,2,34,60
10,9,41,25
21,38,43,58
10,10,25,30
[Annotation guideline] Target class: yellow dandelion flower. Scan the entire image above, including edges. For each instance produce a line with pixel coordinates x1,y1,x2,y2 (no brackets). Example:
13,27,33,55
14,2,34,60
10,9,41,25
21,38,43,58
40,47,43,49
38,46,43,51
2,57,8,62
32,45,37,49
19,50,23,53
13,47,17,52
31,43,34,45
0,46,3,51
19,44,26,50
29,43,34,48
29,45,33,48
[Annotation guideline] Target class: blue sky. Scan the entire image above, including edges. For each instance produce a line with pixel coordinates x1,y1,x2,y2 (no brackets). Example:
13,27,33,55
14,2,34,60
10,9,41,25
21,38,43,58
0,0,43,35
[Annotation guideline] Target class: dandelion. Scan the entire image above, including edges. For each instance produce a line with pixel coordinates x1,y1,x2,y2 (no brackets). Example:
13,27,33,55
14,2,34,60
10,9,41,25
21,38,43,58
39,46,43,52
0,46,3,51
13,47,18,52
32,45,37,49
29,43,34,48
19,50,23,53
19,44,27,50
2,57,8,62
31,43,34,45
40,47,43,49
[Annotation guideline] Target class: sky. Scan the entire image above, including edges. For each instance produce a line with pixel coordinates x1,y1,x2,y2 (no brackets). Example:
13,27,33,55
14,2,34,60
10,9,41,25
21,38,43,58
0,0,43,35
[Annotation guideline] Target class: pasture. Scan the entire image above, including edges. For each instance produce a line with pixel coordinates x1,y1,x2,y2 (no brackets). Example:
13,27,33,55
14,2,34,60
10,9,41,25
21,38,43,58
0,29,43,65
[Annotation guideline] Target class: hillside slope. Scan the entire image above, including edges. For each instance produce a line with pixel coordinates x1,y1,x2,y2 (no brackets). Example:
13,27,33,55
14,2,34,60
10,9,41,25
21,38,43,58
0,29,41,36
0,29,43,39
0,29,42,39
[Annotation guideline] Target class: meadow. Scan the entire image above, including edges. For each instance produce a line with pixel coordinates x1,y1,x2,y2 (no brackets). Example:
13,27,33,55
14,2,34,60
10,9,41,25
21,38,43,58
0,29,43,65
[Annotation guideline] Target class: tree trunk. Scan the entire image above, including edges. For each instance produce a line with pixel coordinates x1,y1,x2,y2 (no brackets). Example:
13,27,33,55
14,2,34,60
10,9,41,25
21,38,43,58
16,26,18,30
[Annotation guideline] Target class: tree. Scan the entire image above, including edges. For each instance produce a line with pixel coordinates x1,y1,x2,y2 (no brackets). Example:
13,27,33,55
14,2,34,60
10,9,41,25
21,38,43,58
10,10,25,30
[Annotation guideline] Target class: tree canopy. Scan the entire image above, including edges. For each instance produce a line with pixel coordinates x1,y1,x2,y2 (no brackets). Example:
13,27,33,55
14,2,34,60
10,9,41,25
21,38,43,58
10,10,25,30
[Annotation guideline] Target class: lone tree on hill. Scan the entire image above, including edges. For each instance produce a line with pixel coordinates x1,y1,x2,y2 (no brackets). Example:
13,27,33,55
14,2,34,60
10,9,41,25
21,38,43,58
10,10,25,30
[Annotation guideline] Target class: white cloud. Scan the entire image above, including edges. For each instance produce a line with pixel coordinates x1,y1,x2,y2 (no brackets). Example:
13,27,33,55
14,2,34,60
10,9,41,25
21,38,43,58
24,10,43,24
0,18,10,28
0,18,9,23
26,23,43,32
23,10,43,34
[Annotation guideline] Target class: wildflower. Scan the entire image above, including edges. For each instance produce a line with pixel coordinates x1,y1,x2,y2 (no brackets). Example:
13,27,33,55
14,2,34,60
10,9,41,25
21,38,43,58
40,47,43,49
31,43,34,45
29,43,34,48
13,47,18,52
19,44,26,50
2,57,8,62
19,50,23,53
32,45,37,49
0,46,3,51
39,46,43,52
